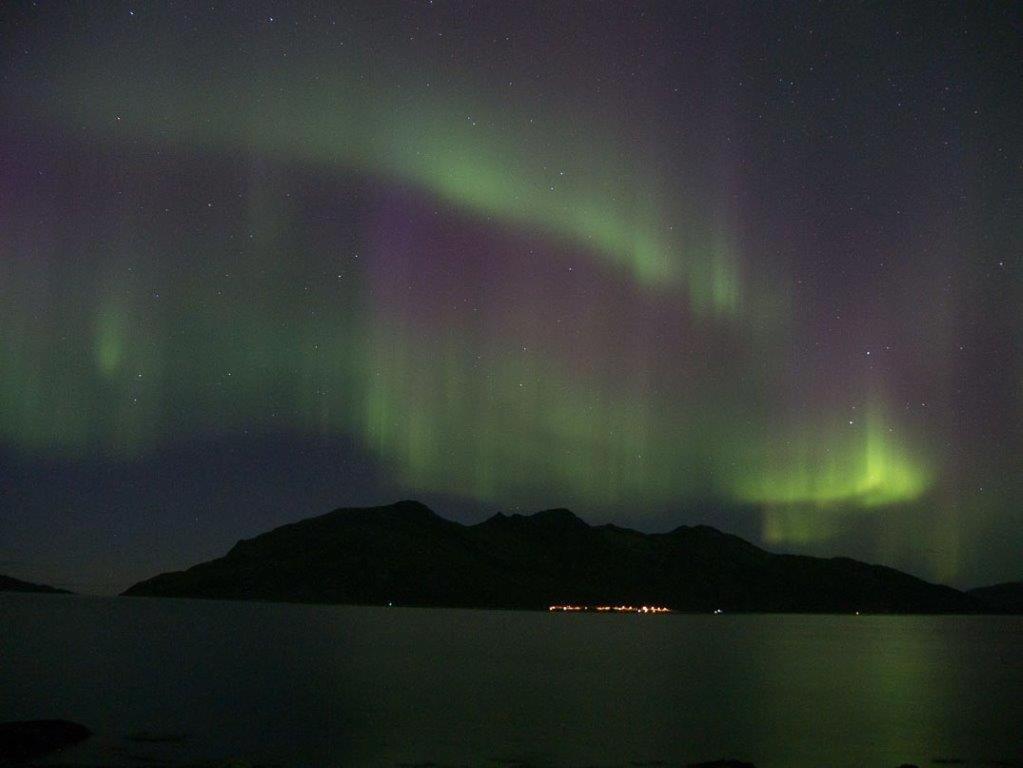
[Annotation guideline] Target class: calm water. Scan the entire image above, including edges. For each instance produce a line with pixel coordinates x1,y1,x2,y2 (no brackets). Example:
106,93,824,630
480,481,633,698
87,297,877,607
1,594,1021,768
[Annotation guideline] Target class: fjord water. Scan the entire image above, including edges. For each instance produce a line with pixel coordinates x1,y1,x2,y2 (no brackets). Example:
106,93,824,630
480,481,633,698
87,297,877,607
2,594,1021,768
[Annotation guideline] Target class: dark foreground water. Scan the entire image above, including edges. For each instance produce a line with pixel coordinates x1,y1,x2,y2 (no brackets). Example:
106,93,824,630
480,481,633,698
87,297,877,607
1,594,1021,768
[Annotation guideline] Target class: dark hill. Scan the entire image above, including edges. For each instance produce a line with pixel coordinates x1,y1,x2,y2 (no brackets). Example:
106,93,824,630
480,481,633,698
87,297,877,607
968,581,1023,613
0,574,71,594
123,500,986,613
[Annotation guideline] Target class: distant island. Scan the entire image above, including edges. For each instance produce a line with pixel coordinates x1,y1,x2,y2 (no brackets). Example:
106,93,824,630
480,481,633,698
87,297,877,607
0,574,71,594
122,500,1018,614
967,581,1023,613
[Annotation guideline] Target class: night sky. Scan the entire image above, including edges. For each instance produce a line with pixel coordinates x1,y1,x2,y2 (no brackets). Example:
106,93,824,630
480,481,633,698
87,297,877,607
1,1,1019,593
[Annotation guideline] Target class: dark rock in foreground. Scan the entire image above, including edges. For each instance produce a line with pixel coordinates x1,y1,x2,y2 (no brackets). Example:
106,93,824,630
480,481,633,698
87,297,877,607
0,574,71,594
688,760,757,768
122,500,993,614
968,580,1023,613
0,720,91,760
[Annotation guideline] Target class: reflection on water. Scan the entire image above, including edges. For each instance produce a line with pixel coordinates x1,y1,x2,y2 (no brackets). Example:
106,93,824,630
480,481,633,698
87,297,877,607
1,594,1021,767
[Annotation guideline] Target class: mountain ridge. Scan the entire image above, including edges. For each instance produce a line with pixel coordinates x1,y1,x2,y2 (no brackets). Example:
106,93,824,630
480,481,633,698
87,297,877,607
0,574,72,594
122,501,1006,613
968,580,1023,613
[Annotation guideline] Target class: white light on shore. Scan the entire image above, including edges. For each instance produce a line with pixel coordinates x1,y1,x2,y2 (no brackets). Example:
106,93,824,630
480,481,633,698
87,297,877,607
548,604,671,614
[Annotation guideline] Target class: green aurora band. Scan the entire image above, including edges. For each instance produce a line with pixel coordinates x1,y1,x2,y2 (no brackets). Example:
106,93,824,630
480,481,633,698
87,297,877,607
1,10,968,580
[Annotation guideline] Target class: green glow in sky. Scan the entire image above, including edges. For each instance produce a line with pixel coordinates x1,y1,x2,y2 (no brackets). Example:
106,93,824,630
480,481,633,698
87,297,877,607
2,11,982,584
37,46,747,316
736,408,931,510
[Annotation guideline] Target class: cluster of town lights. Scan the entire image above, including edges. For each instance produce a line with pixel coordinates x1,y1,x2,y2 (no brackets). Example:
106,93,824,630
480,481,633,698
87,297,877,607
548,604,672,614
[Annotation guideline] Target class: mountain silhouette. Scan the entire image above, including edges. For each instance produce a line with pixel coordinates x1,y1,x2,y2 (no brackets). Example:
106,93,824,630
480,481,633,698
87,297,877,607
0,574,71,594
122,500,990,613
968,581,1023,613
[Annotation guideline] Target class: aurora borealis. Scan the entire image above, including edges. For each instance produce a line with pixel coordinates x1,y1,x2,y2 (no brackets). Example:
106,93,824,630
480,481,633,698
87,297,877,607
1,1,1019,592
